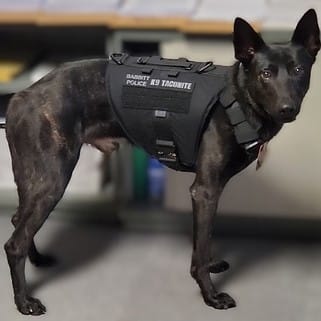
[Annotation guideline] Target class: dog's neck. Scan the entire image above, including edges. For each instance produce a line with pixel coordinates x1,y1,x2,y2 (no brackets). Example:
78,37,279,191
231,62,283,142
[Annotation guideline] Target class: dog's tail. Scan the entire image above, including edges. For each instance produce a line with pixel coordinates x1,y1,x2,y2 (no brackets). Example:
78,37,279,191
0,93,14,129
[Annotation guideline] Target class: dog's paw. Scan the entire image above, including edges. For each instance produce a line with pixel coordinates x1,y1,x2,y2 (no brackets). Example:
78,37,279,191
208,260,230,274
16,296,47,315
31,254,57,268
204,292,236,310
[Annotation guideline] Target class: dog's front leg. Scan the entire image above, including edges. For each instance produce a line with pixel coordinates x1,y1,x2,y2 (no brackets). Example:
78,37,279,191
190,177,236,309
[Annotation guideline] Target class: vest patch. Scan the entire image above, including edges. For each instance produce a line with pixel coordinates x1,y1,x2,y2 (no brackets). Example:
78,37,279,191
125,73,194,92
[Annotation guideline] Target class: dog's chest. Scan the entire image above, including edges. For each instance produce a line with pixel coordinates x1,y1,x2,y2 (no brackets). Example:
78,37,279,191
106,54,230,172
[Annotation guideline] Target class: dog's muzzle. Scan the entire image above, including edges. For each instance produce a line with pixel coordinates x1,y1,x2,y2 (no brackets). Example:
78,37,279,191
278,104,298,123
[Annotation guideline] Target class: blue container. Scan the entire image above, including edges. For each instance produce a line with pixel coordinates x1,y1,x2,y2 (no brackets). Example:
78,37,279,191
147,157,165,203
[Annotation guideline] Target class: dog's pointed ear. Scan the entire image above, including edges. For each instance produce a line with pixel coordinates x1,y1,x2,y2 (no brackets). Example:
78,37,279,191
291,9,321,58
233,17,266,65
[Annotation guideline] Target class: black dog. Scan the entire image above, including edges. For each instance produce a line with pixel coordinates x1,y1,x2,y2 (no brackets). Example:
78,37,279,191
1,9,320,315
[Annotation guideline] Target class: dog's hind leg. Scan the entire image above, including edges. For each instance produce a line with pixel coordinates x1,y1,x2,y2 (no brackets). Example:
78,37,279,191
208,260,230,273
5,188,63,314
5,149,80,315
28,241,56,267
11,211,56,268
5,119,81,314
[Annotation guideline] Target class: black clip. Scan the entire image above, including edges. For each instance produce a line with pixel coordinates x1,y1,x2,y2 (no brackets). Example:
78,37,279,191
177,57,193,70
156,139,177,163
110,53,127,65
244,140,261,154
197,61,214,73
137,56,149,65
142,68,153,75
168,70,179,78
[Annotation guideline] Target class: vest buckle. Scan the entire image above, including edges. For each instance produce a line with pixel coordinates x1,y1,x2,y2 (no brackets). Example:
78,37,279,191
156,139,177,163
243,140,261,157
197,61,215,73
137,56,149,64
110,53,128,65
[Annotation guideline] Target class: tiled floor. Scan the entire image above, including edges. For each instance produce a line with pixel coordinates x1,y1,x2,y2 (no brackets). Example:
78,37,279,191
1,211,321,321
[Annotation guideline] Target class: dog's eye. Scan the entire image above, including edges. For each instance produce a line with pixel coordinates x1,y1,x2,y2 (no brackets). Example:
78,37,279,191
294,65,304,74
260,70,272,79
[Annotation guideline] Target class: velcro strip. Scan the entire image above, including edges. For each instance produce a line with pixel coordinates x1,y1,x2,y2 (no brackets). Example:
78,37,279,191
122,86,191,113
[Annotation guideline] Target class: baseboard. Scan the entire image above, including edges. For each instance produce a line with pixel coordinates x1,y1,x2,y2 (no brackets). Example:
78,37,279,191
1,189,321,240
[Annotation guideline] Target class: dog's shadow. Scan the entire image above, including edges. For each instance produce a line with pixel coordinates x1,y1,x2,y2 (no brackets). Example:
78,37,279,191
211,236,281,291
28,219,122,295
210,234,320,293
27,210,321,297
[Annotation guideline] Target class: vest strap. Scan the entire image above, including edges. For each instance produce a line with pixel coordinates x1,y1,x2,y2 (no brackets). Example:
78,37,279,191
220,89,263,157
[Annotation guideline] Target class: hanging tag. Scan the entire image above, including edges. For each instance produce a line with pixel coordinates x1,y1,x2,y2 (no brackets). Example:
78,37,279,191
256,143,268,170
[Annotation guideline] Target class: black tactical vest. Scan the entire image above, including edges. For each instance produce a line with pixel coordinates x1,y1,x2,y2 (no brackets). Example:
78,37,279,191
106,53,232,172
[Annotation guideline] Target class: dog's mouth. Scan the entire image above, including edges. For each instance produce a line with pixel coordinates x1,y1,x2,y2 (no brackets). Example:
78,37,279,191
273,106,299,124
261,108,297,124
281,116,297,123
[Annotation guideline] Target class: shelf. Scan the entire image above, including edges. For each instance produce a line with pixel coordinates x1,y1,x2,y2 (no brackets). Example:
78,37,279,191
0,11,37,24
108,16,186,31
37,12,116,26
0,11,260,34
181,20,239,34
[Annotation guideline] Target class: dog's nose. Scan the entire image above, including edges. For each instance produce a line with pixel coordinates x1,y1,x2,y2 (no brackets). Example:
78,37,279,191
279,104,296,119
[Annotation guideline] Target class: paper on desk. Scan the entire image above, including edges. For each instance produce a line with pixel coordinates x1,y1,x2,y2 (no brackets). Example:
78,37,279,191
263,0,321,29
192,0,267,21
120,0,197,17
43,0,121,13
268,0,318,4
0,0,41,11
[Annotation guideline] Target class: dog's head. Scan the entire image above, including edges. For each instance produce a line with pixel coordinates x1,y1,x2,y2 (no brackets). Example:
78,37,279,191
233,9,320,123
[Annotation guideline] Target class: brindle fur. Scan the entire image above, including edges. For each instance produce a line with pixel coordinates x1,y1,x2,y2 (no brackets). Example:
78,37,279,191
2,9,320,315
